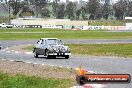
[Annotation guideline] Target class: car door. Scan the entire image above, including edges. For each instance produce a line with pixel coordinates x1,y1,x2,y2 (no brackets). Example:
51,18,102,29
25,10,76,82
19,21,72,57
38,39,46,55
35,39,42,54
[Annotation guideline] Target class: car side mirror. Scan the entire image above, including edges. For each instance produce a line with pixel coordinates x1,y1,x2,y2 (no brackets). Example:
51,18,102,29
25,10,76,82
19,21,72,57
60,40,64,45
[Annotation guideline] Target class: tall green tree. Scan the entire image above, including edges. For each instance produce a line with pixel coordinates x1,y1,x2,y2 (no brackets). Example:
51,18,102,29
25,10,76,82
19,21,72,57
65,2,76,20
52,0,59,17
40,7,50,17
19,0,34,17
76,9,81,20
95,4,102,20
34,0,50,17
52,1,65,19
113,0,127,20
56,3,65,19
8,0,21,16
127,1,132,17
102,3,110,20
81,7,87,20
86,0,100,20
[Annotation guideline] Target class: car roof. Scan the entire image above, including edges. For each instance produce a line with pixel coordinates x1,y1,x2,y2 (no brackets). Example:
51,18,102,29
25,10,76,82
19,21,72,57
41,38,58,40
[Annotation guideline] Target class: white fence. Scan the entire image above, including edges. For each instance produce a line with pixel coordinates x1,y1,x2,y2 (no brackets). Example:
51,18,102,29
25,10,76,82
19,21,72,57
82,26,130,30
3,24,132,30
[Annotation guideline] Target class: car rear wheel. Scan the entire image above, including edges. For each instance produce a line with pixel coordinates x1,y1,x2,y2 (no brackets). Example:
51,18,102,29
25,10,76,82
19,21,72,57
52,56,56,59
34,49,38,58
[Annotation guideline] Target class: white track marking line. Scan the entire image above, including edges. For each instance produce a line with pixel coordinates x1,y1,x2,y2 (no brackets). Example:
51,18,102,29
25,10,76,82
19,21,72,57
10,60,14,62
70,86,83,88
1,49,5,51
6,50,10,53
51,65,55,66
11,50,15,52
59,66,62,68
14,51,19,53
24,52,32,54
2,59,7,61
90,84,106,88
33,63,38,65
25,62,31,64
42,64,45,65
70,84,106,88
4,49,33,55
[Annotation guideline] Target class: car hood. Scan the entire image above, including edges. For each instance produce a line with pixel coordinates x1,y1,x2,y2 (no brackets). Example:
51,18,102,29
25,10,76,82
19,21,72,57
49,45,68,49
47,45,69,52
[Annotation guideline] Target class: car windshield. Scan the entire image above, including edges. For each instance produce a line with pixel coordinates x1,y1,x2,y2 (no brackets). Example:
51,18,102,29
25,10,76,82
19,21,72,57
47,39,63,45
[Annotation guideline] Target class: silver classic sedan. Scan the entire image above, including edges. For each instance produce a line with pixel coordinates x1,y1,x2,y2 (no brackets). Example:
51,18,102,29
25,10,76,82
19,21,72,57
0,42,2,49
33,38,71,59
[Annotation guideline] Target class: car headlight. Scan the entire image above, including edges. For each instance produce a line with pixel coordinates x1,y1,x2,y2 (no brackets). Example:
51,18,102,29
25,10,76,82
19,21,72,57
53,47,56,51
53,47,59,52
61,47,66,52
48,46,54,52
67,47,70,52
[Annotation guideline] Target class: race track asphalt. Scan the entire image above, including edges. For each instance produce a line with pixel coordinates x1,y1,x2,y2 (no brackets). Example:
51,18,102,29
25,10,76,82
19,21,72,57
1,39,132,47
0,39,132,88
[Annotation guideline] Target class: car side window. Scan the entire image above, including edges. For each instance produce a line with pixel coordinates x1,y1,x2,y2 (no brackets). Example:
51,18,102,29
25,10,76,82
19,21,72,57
36,39,42,48
37,40,40,44
37,39,41,44
41,39,45,45
59,40,64,45
45,40,47,45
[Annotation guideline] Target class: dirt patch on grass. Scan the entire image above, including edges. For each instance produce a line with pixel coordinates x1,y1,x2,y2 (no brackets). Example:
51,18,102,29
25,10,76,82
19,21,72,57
0,59,76,79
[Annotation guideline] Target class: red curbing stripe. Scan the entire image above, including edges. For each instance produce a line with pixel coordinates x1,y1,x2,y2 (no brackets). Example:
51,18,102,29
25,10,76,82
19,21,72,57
83,84,93,88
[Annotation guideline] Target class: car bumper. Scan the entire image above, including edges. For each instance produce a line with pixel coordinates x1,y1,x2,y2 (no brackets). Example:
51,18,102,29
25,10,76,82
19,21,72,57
48,53,71,56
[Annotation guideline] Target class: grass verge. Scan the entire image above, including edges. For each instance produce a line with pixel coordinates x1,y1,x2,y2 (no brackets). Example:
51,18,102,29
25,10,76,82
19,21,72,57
0,28,132,40
0,72,74,88
0,60,76,88
23,43,132,58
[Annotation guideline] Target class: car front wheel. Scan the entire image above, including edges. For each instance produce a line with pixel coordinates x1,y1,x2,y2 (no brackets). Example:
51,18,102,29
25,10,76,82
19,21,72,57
34,53,38,58
45,49,50,59
65,55,69,59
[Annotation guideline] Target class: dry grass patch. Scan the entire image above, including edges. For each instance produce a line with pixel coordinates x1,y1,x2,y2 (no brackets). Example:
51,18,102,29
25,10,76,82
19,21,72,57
0,60,76,79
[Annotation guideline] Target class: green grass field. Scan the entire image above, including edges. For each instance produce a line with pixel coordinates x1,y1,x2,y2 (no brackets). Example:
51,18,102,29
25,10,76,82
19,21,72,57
69,44,132,57
24,43,132,58
0,72,74,88
0,28,132,40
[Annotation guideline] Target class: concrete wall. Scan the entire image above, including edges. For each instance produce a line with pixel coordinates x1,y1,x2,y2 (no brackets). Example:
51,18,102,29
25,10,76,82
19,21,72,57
11,18,88,26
